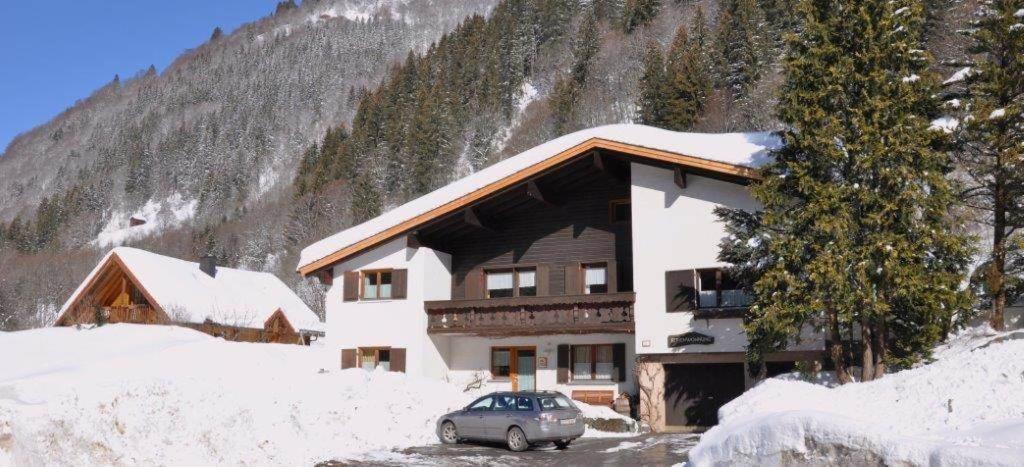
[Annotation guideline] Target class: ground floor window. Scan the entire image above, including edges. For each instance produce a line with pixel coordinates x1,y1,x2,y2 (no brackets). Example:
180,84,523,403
359,347,390,371
491,348,511,378
571,344,614,381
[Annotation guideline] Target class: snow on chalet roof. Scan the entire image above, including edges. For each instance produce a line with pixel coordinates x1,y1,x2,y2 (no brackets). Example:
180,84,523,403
297,124,780,272
59,247,323,332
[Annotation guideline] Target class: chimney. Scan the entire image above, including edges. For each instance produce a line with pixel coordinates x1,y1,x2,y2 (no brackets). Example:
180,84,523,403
200,255,217,277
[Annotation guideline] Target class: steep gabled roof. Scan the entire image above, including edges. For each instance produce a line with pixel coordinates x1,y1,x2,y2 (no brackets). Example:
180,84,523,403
297,124,779,276
58,247,324,332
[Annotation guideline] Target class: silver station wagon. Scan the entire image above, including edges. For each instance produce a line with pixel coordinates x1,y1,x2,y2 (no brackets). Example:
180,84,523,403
436,391,585,452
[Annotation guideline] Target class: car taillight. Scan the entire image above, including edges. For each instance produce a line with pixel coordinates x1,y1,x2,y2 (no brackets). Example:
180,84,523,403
537,413,558,422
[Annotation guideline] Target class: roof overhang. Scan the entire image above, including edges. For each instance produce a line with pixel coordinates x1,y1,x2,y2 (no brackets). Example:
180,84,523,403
297,137,762,277
54,251,170,326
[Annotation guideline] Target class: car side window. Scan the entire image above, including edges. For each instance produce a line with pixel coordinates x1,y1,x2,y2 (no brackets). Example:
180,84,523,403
516,396,534,411
494,395,516,411
468,396,493,411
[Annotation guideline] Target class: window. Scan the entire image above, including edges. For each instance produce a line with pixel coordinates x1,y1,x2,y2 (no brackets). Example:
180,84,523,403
486,271,514,298
609,200,631,223
468,396,494,411
537,394,575,411
584,264,608,294
359,347,390,371
494,394,516,411
491,348,511,378
517,269,536,296
361,270,392,300
486,267,537,298
571,344,614,381
697,268,752,308
516,396,534,411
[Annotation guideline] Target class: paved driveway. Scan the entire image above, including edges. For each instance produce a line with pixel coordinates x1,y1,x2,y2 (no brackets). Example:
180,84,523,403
326,433,699,466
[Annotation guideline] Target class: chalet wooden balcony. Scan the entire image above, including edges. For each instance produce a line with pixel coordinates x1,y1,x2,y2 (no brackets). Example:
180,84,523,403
425,292,635,336
103,305,161,324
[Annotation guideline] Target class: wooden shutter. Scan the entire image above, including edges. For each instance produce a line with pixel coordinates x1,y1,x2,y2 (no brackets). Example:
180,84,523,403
612,343,627,382
564,262,581,295
557,344,570,383
343,271,359,302
606,260,618,293
341,348,357,369
536,264,550,296
389,348,406,373
665,270,697,311
465,269,484,299
391,269,408,299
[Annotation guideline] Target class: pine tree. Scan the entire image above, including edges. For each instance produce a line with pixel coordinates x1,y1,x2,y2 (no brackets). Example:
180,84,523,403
720,0,972,383
622,0,661,33
662,23,713,130
716,0,770,98
552,10,601,133
953,0,1024,330
637,42,668,126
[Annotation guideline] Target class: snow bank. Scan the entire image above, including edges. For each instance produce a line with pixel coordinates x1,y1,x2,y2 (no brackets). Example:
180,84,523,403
0,325,478,465
689,327,1024,466
0,325,631,465
93,193,197,248
299,124,779,271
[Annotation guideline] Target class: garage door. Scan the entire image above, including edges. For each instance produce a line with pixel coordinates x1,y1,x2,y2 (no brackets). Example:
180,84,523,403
664,363,745,427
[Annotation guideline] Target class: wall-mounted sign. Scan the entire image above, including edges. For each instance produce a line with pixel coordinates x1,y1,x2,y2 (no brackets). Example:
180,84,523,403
537,356,548,368
667,332,715,347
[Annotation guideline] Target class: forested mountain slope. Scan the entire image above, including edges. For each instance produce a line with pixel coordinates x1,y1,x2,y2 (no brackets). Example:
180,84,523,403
0,0,972,329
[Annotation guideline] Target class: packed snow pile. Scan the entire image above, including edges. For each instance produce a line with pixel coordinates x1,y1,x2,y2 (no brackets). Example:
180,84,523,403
0,325,627,465
689,326,1024,466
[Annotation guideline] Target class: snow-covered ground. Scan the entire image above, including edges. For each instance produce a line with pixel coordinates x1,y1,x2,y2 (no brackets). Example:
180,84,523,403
689,326,1024,466
0,325,633,465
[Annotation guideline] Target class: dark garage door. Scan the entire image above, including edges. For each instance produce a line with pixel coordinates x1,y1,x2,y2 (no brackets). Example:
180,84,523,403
664,363,746,427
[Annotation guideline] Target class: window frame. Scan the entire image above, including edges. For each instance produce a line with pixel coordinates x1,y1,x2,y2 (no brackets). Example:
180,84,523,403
359,269,394,301
484,266,538,298
696,267,750,309
569,344,615,382
608,199,631,224
582,263,609,295
358,347,391,370
490,347,512,380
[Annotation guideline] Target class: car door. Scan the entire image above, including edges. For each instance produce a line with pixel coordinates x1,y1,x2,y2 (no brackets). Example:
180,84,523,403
459,396,494,440
483,394,517,440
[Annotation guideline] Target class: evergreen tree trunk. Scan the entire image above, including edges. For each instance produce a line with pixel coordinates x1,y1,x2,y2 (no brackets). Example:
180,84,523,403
873,317,887,377
860,317,875,382
990,181,1007,331
828,307,852,384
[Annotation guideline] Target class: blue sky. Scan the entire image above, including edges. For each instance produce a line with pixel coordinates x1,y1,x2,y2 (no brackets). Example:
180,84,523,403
0,1,280,153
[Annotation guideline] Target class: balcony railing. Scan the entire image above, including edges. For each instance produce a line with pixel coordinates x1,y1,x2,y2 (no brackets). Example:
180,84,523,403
103,305,161,324
425,292,635,336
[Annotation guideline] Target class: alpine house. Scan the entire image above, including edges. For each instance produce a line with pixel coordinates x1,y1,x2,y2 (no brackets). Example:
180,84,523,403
297,124,825,430
56,247,324,345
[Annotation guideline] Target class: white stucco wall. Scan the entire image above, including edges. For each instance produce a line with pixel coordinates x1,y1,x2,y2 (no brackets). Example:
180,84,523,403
631,163,764,355
325,236,452,378
443,333,636,397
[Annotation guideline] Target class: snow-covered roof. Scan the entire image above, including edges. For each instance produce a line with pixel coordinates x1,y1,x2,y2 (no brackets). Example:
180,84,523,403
59,247,323,332
297,123,780,272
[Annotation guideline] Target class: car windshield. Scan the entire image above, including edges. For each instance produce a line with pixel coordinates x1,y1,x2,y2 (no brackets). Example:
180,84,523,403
537,394,575,411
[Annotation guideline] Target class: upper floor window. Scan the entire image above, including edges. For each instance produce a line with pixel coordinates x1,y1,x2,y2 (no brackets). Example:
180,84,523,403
486,268,537,298
584,264,608,294
698,268,751,308
362,270,392,300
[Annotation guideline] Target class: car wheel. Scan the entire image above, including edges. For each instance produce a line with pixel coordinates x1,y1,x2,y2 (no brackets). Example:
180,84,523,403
506,426,528,452
440,421,459,444
554,440,571,450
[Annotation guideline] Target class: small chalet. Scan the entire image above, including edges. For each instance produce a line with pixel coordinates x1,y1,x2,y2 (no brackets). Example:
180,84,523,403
299,124,824,430
55,247,324,345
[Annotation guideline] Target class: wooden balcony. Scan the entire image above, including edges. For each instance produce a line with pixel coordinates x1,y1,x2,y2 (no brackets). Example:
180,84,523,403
425,292,635,336
104,305,162,324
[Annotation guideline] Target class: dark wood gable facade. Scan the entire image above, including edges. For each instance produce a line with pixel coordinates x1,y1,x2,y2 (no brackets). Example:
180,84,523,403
418,151,638,336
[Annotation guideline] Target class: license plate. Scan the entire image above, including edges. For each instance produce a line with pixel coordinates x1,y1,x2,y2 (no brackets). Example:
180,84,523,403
560,418,576,425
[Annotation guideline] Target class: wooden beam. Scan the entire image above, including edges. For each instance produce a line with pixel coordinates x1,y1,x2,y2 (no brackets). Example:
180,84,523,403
592,151,627,183
526,180,562,207
463,207,498,231
674,167,687,189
